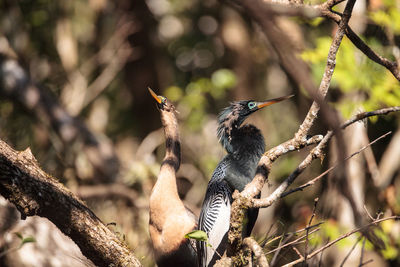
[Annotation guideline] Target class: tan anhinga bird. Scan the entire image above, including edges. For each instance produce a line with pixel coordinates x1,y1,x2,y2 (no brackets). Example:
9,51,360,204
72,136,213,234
148,88,198,266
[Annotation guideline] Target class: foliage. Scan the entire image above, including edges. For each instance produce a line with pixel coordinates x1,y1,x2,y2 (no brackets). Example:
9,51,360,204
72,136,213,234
302,37,400,119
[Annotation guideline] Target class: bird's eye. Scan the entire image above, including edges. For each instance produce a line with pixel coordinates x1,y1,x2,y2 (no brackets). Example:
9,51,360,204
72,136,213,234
248,102,256,109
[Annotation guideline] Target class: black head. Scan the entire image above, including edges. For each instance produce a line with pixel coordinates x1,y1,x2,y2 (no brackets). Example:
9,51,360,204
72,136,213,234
217,95,293,153
148,87,175,112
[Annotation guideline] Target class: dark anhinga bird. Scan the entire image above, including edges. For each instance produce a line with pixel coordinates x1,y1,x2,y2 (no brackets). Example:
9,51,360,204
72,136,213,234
148,88,198,267
198,95,293,266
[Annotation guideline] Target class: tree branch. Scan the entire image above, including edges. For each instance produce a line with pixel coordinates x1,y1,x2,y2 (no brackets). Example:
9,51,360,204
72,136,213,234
245,0,400,81
265,227,320,255
316,7,400,81
304,198,319,265
281,216,400,267
252,106,400,208
243,237,270,267
0,139,141,267
339,236,362,267
281,130,393,198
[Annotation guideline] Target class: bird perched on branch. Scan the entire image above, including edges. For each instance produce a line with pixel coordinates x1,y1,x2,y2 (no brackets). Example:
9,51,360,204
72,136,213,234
198,95,293,266
148,88,198,267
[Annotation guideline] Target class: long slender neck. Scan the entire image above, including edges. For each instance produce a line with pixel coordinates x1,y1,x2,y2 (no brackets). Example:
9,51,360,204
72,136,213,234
219,124,265,192
160,110,181,171
150,109,181,205
149,107,197,259
232,124,265,170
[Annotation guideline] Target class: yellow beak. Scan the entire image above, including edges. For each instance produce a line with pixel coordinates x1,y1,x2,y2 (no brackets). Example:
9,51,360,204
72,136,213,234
257,94,294,109
148,87,162,104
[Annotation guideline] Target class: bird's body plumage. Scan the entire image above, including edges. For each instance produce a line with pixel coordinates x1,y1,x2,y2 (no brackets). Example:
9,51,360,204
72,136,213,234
198,96,292,266
148,88,198,267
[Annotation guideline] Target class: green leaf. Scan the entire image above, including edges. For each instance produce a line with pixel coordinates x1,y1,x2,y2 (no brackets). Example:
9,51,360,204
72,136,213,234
14,232,23,240
21,237,36,246
382,246,398,259
185,230,208,242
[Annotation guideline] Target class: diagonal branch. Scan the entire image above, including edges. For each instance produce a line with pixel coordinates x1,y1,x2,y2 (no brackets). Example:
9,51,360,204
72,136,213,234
0,139,142,267
281,130,393,198
247,0,400,81
252,106,400,208
265,227,321,255
317,7,400,81
281,216,399,267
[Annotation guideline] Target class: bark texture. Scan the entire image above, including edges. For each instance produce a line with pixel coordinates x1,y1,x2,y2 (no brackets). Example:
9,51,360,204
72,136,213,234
0,139,142,267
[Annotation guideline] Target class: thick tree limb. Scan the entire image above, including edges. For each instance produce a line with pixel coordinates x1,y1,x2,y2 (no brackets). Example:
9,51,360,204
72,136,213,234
0,139,142,267
243,237,269,267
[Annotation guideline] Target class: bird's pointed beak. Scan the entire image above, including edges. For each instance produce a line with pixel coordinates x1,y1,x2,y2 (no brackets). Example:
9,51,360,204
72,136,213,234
257,94,294,109
148,87,162,104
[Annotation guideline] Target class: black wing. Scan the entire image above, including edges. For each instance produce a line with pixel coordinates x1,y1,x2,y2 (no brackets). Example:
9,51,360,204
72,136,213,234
197,179,232,267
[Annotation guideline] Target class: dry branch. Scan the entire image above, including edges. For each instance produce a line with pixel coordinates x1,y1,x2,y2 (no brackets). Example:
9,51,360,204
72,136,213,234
246,0,400,81
252,107,400,209
339,236,362,267
265,228,320,255
316,8,400,81
0,139,141,267
243,237,269,267
304,198,319,265
281,216,400,267
281,130,393,198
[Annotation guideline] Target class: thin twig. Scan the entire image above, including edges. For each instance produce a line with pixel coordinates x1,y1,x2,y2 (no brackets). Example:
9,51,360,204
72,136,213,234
339,236,362,267
358,237,366,267
318,239,330,267
264,222,324,248
303,198,319,266
293,247,303,258
252,108,399,209
249,0,400,81
281,131,393,198
359,259,374,266
281,216,399,267
266,228,320,255
270,233,289,266
363,205,375,222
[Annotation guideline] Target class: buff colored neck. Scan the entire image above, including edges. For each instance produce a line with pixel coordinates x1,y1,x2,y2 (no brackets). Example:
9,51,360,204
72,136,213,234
150,109,182,216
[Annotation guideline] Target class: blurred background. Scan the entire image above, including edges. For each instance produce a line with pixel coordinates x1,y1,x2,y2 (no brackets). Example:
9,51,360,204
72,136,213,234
0,0,399,266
